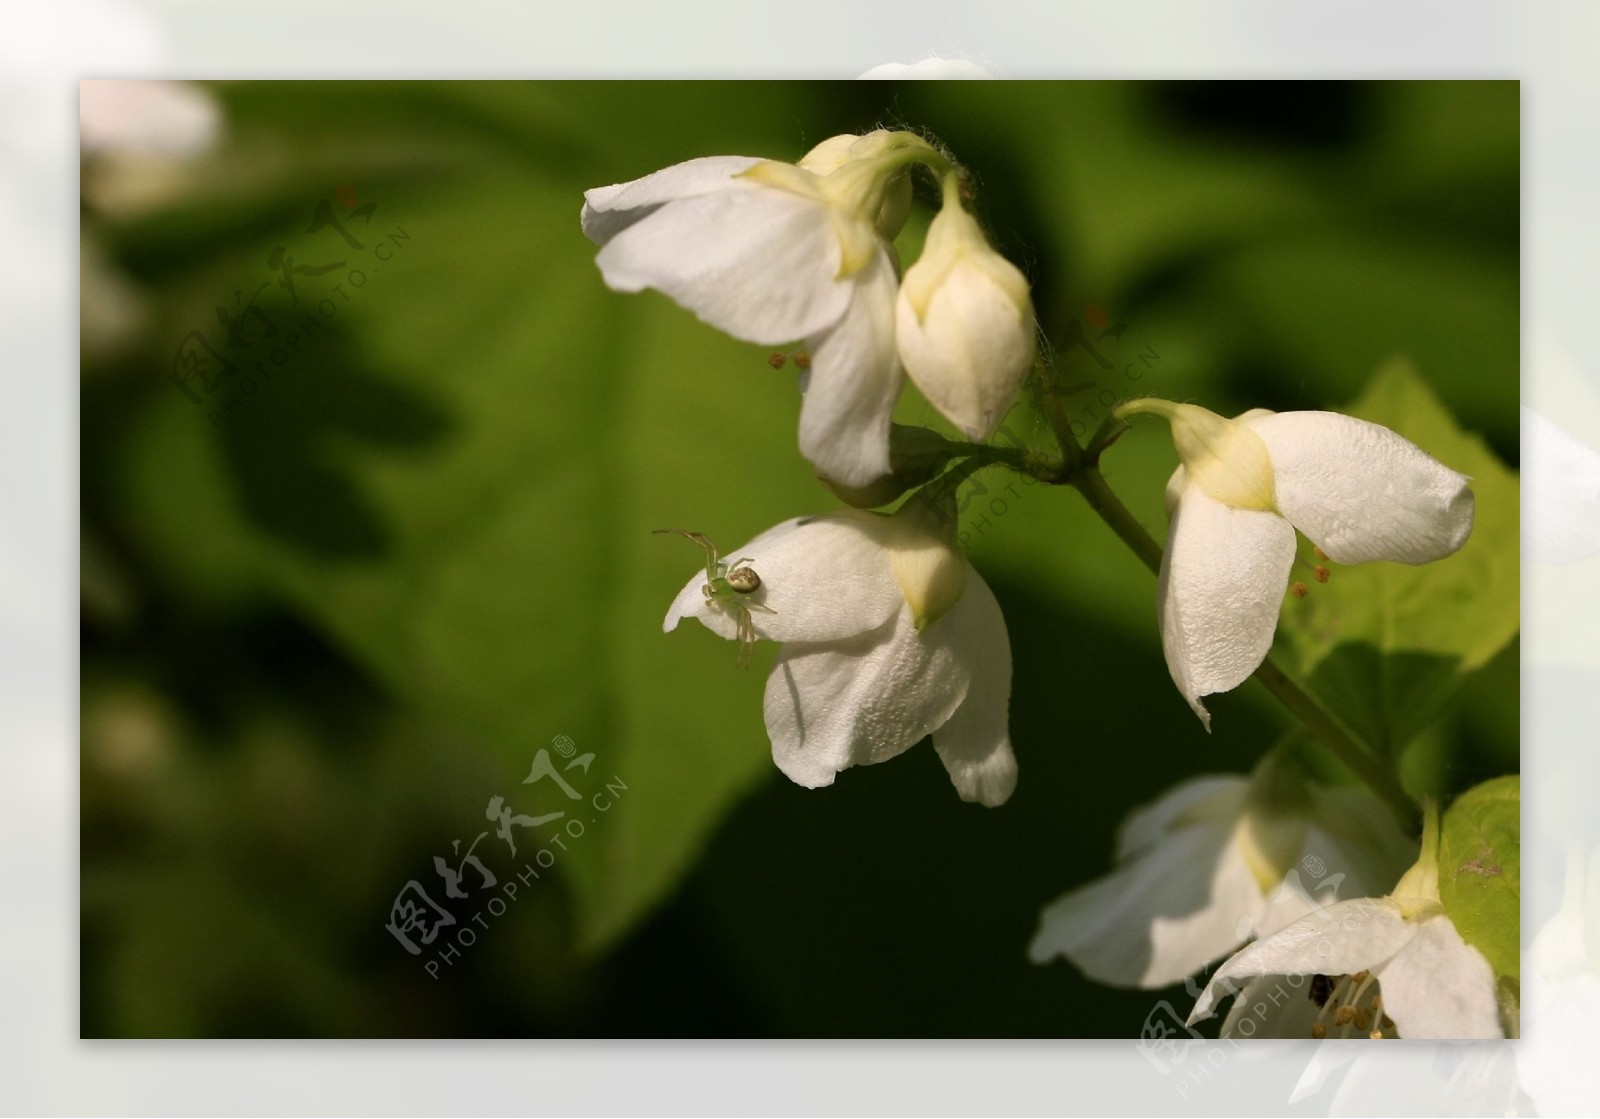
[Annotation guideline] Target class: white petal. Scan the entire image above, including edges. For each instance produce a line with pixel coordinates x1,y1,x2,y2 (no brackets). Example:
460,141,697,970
1029,819,1264,988
797,248,904,486
1114,775,1247,861
1378,913,1504,1038
662,512,902,644
1188,897,1414,1024
581,155,763,245
762,606,968,789
929,569,1016,806
1246,411,1474,565
895,266,1033,440
1158,486,1297,727
1219,973,1326,1039
594,182,852,344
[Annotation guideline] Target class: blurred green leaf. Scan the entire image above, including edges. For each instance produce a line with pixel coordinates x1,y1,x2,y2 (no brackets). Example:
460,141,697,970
116,84,844,954
1438,775,1520,982
1275,359,1519,770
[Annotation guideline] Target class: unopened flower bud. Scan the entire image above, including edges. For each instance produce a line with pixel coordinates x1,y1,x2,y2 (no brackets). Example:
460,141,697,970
896,183,1034,440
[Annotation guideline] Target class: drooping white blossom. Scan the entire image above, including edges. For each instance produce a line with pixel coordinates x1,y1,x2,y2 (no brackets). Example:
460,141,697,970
1188,820,1504,1039
1124,401,1475,726
662,501,1016,805
1028,754,1413,988
582,131,940,487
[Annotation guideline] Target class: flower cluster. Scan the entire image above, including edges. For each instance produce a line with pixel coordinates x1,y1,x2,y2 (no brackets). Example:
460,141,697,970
1187,803,1504,1040
582,130,1034,487
580,126,1508,1040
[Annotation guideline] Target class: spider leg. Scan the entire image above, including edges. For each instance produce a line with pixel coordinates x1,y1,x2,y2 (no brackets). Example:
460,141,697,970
735,606,756,669
653,528,722,582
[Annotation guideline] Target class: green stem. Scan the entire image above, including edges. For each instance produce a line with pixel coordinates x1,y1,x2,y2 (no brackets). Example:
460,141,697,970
1251,660,1417,830
1026,362,1085,472
1069,462,1418,829
1072,465,1163,573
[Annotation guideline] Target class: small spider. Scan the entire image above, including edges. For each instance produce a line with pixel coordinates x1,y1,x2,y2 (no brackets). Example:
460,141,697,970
654,529,775,668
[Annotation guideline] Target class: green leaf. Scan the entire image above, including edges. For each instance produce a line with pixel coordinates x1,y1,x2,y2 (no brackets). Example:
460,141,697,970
1273,359,1520,768
114,82,843,953
1438,776,1520,982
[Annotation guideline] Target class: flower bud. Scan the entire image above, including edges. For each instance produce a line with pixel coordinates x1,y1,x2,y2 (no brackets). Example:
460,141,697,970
895,193,1034,440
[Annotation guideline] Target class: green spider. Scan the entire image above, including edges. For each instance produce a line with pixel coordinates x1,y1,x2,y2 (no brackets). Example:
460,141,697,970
655,529,775,668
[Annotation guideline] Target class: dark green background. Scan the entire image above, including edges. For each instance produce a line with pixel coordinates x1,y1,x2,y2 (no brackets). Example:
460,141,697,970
80,80,1519,1037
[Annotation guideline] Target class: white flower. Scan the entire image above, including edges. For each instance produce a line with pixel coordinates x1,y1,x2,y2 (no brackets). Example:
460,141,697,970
1124,401,1475,726
662,502,1016,805
1028,755,1413,988
582,131,941,487
896,183,1034,441
80,79,221,158
1188,834,1504,1039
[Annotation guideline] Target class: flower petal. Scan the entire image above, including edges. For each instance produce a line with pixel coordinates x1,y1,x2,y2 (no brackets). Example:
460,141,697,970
1188,897,1414,1024
797,247,904,486
1246,410,1474,565
594,180,852,344
581,156,763,244
1114,775,1246,861
1378,913,1504,1038
662,512,903,644
1159,486,1297,728
1218,973,1326,1039
929,569,1016,806
762,606,969,789
1029,819,1263,988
